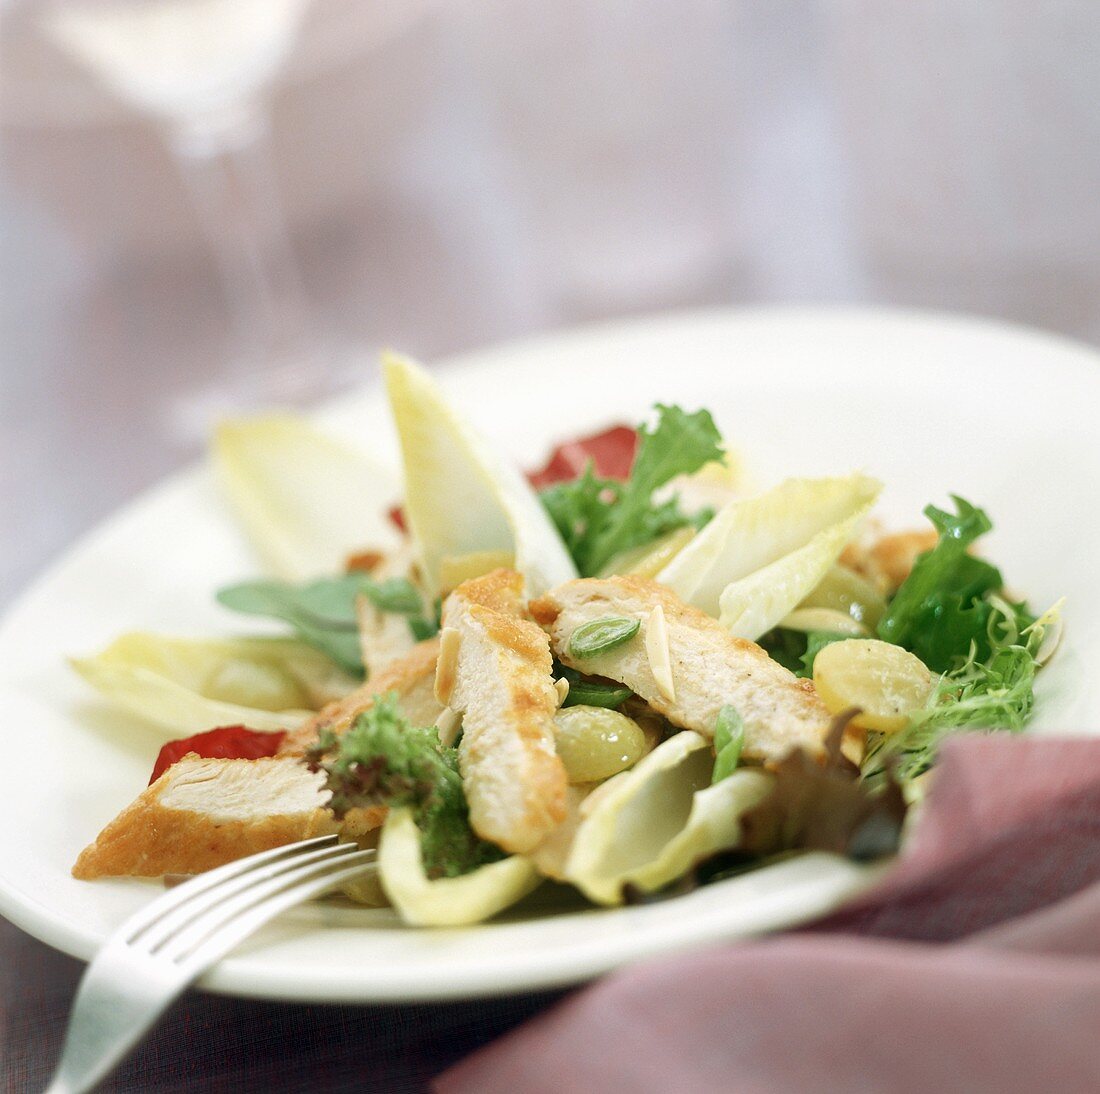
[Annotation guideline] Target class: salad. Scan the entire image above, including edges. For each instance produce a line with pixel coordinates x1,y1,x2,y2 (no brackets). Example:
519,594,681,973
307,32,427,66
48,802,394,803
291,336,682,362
70,354,1062,926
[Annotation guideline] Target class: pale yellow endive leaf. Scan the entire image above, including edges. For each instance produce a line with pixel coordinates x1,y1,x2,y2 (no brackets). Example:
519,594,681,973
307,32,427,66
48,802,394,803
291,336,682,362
566,731,763,905
383,353,577,596
213,415,400,580
658,473,881,638
378,807,541,926
70,633,356,738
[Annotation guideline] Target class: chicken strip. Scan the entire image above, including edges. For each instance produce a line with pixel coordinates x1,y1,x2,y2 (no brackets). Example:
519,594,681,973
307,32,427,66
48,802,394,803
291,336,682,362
440,569,567,853
75,639,445,880
354,539,425,676
530,576,831,763
73,755,337,879
278,636,443,757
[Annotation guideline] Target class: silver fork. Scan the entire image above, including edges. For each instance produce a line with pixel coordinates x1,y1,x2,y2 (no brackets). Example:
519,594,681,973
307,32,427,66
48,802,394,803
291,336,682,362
45,834,377,1094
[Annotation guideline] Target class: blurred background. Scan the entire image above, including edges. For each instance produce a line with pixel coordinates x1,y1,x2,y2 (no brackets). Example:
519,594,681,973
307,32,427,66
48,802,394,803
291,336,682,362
3,0,1100,604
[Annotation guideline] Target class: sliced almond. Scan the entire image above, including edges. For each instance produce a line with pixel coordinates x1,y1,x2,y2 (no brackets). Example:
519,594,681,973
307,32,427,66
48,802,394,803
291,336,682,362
645,604,676,703
555,677,570,706
434,627,462,706
434,706,463,747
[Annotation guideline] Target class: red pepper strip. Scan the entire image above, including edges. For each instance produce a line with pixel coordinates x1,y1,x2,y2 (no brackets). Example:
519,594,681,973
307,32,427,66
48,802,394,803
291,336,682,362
149,725,286,785
387,424,637,532
527,424,638,489
387,504,407,533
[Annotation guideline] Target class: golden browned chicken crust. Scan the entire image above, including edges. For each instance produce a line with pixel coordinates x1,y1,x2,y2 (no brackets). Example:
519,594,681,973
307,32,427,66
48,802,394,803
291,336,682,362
72,755,337,880
277,637,443,757
531,575,831,763
441,570,567,853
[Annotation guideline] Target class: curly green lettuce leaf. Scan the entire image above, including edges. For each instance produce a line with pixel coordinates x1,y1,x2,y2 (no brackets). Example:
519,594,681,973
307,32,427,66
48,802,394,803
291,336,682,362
70,633,355,738
863,599,1060,786
213,415,400,580
216,574,436,675
540,405,723,576
306,692,503,878
876,496,1033,672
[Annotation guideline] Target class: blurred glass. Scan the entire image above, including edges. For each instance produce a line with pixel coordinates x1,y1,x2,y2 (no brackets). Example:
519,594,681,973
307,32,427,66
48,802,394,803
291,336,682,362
6,0,444,439
0,0,445,603
40,0,330,433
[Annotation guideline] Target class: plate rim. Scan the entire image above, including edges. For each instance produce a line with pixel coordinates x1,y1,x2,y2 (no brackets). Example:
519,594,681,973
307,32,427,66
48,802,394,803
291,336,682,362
2,304,1097,1001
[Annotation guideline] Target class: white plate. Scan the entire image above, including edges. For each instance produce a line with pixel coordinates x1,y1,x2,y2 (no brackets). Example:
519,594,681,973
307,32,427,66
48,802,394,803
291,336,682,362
2,307,1098,1003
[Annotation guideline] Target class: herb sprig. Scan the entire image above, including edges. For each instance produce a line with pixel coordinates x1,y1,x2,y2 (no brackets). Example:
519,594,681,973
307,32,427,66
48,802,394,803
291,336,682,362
217,574,438,675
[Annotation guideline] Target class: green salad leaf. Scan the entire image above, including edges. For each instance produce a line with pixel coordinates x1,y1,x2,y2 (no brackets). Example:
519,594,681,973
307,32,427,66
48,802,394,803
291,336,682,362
305,692,503,878
217,575,363,673
758,628,849,678
540,405,723,576
217,574,437,675
876,496,1032,672
363,577,426,615
711,705,745,783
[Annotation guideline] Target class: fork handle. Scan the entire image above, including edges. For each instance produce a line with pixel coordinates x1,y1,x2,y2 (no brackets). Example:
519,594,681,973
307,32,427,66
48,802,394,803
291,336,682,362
44,942,190,1094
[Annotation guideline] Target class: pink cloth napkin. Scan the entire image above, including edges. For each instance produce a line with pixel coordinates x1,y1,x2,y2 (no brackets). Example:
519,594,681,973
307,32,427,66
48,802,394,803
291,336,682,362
436,736,1100,1093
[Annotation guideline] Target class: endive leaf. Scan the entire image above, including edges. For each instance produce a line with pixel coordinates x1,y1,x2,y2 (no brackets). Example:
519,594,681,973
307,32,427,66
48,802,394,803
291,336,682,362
718,507,878,639
213,415,400,580
566,731,771,905
658,474,881,637
378,807,542,926
383,353,577,596
622,771,774,896
71,633,357,738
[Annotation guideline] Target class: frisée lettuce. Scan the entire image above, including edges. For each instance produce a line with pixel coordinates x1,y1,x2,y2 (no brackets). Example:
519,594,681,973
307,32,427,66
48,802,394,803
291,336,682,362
306,692,503,879
862,599,1059,786
539,404,723,577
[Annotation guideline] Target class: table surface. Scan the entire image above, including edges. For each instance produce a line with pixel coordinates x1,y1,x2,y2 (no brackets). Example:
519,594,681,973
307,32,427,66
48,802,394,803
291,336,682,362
0,917,562,1092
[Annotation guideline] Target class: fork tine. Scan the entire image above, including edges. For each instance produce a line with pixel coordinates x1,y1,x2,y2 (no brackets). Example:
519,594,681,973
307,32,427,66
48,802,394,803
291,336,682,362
160,848,378,968
117,833,340,943
172,854,380,972
136,841,366,952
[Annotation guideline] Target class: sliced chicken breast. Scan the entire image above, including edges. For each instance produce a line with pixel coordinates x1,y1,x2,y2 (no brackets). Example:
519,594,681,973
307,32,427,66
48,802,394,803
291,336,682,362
278,636,443,757
73,755,337,879
530,576,831,763
440,570,567,853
